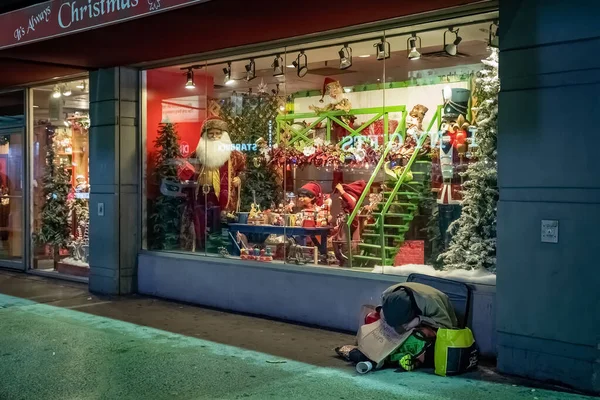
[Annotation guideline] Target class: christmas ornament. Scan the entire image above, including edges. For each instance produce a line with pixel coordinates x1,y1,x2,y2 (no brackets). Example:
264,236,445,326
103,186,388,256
257,79,268,94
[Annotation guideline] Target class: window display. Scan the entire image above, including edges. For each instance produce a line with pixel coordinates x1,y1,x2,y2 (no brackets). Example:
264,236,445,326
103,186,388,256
143,18,498,275
32,79,91,278
0,91,24,262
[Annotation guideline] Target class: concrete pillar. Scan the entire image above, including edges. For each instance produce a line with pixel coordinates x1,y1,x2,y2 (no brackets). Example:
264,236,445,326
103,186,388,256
497,0,600,393
88,67,139,295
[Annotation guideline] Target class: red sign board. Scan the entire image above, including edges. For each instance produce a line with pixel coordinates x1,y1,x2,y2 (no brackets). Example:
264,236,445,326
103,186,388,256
0,0,210,51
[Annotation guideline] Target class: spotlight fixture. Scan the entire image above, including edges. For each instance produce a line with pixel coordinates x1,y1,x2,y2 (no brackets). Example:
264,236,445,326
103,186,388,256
444,27,462,56
407,33,422,61
292,51,308,78
76,81,85,89
374,38,390,61
442,86,453,102
338,44,352,70
245,59,256,81
488,20,499,48
62,85,72,96
223,62,235,85
51,86,61,99
185,68,195,89
272,54,284,77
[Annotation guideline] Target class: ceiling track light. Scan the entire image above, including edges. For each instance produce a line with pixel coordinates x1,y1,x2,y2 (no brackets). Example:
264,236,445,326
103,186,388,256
185,68,195,89
374,38,390,61
62,84,72,96
76,80,85,90
223,62,235,85
272,54,284,77
51,85,61,99
245,59,256,81
444,27,463,56
488,20,499,48
407,33,422,61
338,44,352,70
292,51,308,78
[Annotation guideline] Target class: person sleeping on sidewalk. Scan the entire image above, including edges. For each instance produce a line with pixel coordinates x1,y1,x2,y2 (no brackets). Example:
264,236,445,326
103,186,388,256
335,282,458,372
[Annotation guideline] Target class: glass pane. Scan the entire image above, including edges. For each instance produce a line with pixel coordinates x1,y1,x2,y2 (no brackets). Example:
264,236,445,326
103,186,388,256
0,91,24,262
31,79,91,278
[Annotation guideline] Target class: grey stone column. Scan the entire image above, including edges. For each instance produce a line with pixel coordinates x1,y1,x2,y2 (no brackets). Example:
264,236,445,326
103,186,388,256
88,67,139,295
497,0,600,394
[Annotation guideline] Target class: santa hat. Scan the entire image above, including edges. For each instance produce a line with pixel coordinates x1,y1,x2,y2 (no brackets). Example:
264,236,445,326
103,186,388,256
340,180,367,209
320,77,338,102
299,181,323,206
201,117,228,135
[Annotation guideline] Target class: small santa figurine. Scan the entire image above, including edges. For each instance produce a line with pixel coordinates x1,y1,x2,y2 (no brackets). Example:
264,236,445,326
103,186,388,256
192,117,246,248
309,78,352,114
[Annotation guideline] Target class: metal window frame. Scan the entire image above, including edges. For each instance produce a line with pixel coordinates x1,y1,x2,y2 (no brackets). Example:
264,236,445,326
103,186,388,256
136,2,498,258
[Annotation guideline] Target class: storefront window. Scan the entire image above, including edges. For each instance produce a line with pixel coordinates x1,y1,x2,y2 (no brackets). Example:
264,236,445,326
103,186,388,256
31,79,91,278
143,18,496,275
0,91,25,263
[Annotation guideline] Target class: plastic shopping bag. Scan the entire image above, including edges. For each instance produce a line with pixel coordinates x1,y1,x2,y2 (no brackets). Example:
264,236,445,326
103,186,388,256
434,327,478,376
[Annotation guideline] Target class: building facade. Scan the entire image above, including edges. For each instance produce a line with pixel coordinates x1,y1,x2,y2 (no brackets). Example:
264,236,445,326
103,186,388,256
0,0,597,394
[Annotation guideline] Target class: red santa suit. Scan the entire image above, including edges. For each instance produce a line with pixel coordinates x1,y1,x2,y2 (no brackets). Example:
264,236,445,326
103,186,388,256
190,118,246,249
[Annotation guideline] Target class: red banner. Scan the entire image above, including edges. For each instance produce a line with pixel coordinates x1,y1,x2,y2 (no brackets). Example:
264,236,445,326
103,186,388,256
0,0,211,51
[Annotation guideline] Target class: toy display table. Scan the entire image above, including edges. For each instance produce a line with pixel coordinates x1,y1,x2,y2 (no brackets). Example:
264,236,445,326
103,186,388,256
228,224,331,256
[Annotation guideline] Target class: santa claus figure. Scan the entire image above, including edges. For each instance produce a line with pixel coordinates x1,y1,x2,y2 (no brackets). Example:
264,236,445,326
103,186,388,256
309,77,352,114
193,117,246,248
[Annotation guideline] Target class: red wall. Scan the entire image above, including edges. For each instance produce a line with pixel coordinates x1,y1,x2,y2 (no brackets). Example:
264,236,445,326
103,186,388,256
145,69,214,194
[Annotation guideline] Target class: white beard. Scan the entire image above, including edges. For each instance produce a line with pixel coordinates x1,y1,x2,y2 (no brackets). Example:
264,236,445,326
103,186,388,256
196,131,233,169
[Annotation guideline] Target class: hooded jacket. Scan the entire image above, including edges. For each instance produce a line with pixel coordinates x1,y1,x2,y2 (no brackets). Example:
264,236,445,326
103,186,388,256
381,282,458,332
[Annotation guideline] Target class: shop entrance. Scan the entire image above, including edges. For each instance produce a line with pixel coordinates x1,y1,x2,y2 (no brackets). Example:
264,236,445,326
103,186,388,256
0,90,25,269
29,79,91,280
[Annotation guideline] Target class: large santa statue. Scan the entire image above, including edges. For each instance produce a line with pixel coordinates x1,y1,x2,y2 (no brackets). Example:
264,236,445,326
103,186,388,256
193,117,246,247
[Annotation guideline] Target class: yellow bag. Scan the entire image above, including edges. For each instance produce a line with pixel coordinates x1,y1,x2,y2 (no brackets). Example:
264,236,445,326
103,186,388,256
434,327,478,376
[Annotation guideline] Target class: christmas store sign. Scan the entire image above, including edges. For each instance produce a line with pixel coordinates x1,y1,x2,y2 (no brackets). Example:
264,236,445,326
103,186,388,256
1,0,212,50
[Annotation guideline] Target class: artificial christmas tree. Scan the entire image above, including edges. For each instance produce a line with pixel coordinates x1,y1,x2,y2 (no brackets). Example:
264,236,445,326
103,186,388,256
439,48,499,272
149,122,185,250
36,131,72,270
219,93,283,210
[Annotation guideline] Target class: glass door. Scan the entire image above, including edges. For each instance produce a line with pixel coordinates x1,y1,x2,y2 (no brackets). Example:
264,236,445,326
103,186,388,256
30,80,90,279
0,91,25,269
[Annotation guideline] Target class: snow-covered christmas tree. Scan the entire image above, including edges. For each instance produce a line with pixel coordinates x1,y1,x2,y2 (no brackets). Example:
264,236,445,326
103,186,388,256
439,48,499,273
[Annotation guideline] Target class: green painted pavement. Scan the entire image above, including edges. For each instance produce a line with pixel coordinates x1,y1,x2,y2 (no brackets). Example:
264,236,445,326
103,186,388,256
0,294,593,400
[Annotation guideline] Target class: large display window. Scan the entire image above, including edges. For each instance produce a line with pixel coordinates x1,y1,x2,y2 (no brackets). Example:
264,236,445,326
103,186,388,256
30,79,91,279
142,16,498,276
0,90,25,266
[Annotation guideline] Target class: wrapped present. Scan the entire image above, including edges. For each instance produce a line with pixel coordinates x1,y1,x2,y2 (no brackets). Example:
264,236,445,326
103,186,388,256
366,119,399,136
177,160,196,181
394,240,425,266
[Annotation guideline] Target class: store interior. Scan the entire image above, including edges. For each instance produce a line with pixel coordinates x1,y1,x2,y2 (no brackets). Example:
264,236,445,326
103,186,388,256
144,14,499,273
0,91,24,262
31,79,91,279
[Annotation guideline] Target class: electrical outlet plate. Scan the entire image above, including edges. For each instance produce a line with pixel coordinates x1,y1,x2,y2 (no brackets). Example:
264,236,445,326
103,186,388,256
98,202,105,217
541,220,558,243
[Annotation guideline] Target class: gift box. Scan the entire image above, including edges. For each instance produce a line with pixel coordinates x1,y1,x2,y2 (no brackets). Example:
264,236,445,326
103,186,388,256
394,240,425,266
177,160,196,181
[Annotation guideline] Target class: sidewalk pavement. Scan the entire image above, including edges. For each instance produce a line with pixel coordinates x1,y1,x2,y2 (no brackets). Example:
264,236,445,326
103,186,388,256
0,269,595,400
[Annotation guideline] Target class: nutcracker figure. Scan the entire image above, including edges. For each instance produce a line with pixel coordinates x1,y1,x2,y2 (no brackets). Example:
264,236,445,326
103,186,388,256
433,87,472,249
